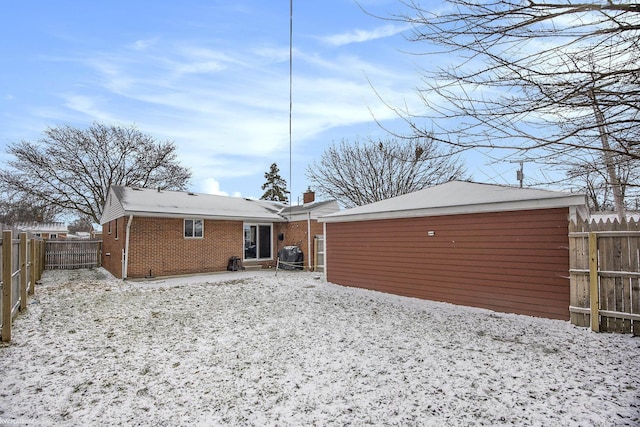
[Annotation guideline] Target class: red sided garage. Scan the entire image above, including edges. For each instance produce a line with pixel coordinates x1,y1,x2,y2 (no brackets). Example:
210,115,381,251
320,181,586,320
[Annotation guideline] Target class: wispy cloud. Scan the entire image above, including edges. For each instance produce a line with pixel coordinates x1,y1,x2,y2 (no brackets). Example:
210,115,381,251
61,95,120,123
128,38,158,51
320,24,408,46
37,25,421,195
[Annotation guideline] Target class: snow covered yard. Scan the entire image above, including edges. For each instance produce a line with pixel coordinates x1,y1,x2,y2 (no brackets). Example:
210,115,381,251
1,269,639,426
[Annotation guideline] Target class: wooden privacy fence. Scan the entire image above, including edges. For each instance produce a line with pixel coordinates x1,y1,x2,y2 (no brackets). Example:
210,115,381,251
45,240,102,270
1,230,45,342
569,218,640,335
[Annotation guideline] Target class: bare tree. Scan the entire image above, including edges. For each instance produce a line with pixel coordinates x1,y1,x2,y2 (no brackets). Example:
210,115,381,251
0,193,62,224
0,122,192,223
566,153,640,211
67,216,95,234
306,137,467,208
381,1,640,217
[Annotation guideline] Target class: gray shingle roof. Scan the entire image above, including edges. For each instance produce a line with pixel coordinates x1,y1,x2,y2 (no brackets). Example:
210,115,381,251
100,186,341,224
101,186,287,224
320,181,586,223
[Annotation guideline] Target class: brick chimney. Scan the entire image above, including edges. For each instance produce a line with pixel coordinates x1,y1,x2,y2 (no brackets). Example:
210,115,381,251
303,188,315,204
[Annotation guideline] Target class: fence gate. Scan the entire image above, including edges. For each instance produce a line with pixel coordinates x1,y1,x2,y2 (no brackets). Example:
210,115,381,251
569,219,640,335
45,240,102,270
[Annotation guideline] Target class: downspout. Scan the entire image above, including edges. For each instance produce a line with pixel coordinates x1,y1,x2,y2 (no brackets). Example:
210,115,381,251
323,221,327,279
307,211,312,271
123,215,133,279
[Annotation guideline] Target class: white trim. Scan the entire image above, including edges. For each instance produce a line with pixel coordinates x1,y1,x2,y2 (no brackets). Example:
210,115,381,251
322,222,327,280
118,210,286,223
184,218,204,239
243,223,274,261
307,211,312,270
321,196,586,223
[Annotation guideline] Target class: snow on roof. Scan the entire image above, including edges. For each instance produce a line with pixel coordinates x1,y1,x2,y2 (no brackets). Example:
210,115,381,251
280,200,340,221
320,180,586,223
15,222,68,233
588,211,640,223
100,186,287,224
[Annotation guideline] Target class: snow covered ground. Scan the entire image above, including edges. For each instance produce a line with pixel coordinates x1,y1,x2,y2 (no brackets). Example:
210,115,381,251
1,268,639,426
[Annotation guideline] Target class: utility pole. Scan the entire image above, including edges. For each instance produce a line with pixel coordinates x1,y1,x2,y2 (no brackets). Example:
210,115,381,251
510,160,525,188
516,161,524,188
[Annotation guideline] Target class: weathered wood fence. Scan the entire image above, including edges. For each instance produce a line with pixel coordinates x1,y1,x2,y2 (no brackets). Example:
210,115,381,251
569,218,640,335
44,240,102,270
1,230,45,342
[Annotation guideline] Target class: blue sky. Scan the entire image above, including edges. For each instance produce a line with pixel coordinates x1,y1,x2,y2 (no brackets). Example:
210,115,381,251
0,0,536,203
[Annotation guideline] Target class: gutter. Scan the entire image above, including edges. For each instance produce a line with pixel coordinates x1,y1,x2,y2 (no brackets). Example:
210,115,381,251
307,211,312,270
123,215,133,279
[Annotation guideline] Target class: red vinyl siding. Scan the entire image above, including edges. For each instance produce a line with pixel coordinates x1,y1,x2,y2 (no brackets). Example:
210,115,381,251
325,208,571,320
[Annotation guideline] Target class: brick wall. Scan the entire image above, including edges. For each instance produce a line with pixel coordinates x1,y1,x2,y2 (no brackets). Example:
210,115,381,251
276,219,324,270
102,216,326,278
125,217,245,278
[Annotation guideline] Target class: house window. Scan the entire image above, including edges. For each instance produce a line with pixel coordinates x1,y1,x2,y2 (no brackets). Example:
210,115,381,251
244,224,272,260
184,219,204,238
108,221,112,234
115,219,118,239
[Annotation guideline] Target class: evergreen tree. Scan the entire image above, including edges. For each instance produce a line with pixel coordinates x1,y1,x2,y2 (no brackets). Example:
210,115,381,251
260,163,288,202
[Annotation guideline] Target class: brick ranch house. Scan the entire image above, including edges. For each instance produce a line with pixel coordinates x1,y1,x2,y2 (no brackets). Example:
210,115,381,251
320,181,587,320
100,186,338,279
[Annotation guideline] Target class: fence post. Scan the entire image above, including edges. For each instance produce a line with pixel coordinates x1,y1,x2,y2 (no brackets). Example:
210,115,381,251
19,232,27,312
589,232,600,332
2,230,13,342
29,238,36,295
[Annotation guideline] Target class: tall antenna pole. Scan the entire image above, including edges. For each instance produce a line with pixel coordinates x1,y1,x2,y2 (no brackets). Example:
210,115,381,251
288,0,293,216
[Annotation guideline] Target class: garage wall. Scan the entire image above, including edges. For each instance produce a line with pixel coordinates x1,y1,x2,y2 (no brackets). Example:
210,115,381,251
325,208,571,320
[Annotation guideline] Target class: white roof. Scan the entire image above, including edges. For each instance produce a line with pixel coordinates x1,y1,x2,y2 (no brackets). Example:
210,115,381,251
280,200,340,221
100,186,287,224
15,222,68,233
320,181,586,223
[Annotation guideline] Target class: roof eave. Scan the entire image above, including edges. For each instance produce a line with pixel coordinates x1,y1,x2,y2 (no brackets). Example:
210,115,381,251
118,210,287,223
320,195,587,223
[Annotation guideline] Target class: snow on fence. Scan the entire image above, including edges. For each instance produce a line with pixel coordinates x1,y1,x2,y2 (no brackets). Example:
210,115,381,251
44,240,102,270
569,218,640,335
1,230,45,342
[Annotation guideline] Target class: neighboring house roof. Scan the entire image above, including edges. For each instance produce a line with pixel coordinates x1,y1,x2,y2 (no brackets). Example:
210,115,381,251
67,232,92,239
100,186,289,224
280,200,340,221
320,180,586,223
15,222,68,234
